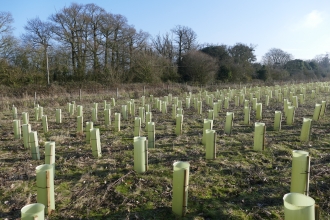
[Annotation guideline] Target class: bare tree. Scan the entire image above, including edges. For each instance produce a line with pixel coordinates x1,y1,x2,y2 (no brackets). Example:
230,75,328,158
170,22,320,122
22,17,53,85
0,12,15,59
0,12,13,35
171,25,197,65
262,48,293,68
50,3,86,78
152,32,174,61
84,3,105,74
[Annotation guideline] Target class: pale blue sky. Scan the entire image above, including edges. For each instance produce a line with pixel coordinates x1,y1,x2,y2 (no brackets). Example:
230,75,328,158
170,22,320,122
2,0,330,61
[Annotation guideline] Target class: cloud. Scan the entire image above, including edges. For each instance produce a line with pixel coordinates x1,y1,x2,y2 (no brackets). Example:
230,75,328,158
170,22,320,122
303,10,324,28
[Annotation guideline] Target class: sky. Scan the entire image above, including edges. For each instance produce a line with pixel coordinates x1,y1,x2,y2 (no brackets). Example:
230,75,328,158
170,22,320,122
2,0,330,62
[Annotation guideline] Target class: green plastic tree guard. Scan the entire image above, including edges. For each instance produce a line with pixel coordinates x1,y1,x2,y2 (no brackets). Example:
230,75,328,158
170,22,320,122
72,101,76,112
147,122,155,148
69,103,74,116
265,95,269,107
92,108,97,123
244,100,249,108
286,106,295,125
235,96,239,106
173,97,178,106
133,136,148,173
45,141,55,178
139,107,145,123
21,203,45,220
29,131,40,160
240,93,245,105
244,107,250,125
208,110,214,120
205,129,216,159
290,150,310,195
90,128,102,158
311,90,315,98
127,101,132,116
300,118,312,142
106,104,111,110
172,161,190,217
168,93,172,103
22,124,31,149
22,112,29,124
299,94,304,105
224,112,234,134
103,100,107,109
253,122,265,151
121,105,127,120
112,98,116,107
172,104,177,119
186,97,190,109
175,114,183,135
134,117,141,137
149,94,154,103
178,100,182,109
283,193,315,220
66,102,70,113
77,116,83,133
104,109,111,127
252,98,257,110
197,101,202,114
274,111,282,131
55,109,61,124
42,115,48,133
35,107,39,121
38,107,43,120
202,119,213,145
13,119,21,139
320,101,326,117
77,105,83,117
36,164,55,214
145,112,152,131
158,99,162,112
145,104,150,113
249,93,254,101
256,103,262,120
93,103,98,120
213,102,218,118
162,101,167,114
12,106,17,119
115,113,121,131
177,108,184,115
312,104,321,121
292,96,298,108
141,96,145,106
283,99,289,117
278,93,283,102
85,122,93,143
130,99,135,116
224,97,229,109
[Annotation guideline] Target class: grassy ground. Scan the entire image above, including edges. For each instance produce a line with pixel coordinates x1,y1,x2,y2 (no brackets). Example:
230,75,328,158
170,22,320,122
0,82,329,219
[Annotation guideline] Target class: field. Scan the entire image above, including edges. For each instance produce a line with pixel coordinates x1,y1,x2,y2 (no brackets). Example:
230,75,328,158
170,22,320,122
0,82,329,219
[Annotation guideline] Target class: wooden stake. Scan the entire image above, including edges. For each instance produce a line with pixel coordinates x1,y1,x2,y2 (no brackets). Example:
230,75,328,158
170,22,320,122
46,170,51,215
305,156,310,196
34,215,38,220
213,132,216,159
145,140,148,171
315,204,320,220
182,169,186,217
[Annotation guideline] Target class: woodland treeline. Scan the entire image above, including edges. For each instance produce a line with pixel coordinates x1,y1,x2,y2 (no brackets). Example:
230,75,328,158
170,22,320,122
0,3,329,86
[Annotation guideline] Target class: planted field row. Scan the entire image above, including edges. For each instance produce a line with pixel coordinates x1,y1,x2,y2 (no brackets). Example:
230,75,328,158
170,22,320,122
0,82,330,219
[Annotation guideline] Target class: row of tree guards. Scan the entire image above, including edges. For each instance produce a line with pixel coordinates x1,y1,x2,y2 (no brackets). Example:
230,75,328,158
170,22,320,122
14,81,328,219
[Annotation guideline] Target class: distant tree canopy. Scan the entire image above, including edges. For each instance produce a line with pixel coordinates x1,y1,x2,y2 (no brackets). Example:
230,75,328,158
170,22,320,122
0,3,329,86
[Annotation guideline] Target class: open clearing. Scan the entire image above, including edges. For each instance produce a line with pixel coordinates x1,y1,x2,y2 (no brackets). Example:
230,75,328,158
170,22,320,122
0,83,329,219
